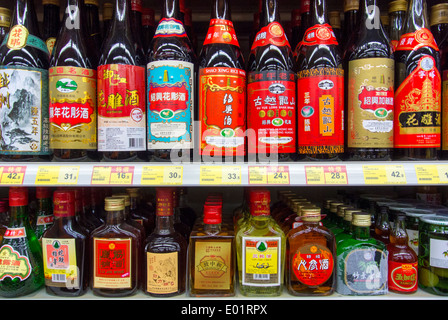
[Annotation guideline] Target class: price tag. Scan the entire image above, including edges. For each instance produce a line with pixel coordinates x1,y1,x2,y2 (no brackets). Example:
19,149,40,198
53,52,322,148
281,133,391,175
35,166,80,185
305,165,348,185
200,166,241,185
248,166,268,184
266,166,290,184
305,166,325,185
141,166,183,185
415,165,442,184
363,165,407,184
91,166,134,185
437,165,448,184
0,166,26,185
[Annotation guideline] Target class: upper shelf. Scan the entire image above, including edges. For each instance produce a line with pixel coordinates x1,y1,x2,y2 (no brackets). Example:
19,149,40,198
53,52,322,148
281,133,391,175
0,160,447,187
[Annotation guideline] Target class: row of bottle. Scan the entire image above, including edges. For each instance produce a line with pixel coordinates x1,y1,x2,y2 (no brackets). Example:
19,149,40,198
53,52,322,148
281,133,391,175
0,0,448,163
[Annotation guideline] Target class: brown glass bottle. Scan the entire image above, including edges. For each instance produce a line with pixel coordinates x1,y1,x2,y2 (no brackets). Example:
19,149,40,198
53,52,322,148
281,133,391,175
0,0,51,161
102,2,113,38
90,197,142,297
42,0,60,56
144,187,187,297
42,189,89,296
394,0,441,160
84,0,102,46
198,0,246,161
290,9,301,51
130,0,144,54
142,7,155,53
0,8,11,45
49,0,99,162
295,0,344,161
299,0,312,46
126,187,154,234
388,0,407,51
341,0,359,52
345,0,395,161
246,0,296,162
373,205,391,244
173,188,191,243
76,187,102,233
430,3,448,48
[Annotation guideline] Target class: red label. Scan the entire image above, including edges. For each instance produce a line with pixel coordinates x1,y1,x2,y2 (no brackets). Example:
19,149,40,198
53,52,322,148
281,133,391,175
4,227,26,239
251,22,290,51
94,238,132,281
292,244,334,286
358,86,394,112
203,19,240,47
199,67,246,156
388,260,418,293
391,40,399,52
247,70,296,154
395,28,439,52
297,68,344,154
299,24,338,49
148,81,189,113
394,56,441,148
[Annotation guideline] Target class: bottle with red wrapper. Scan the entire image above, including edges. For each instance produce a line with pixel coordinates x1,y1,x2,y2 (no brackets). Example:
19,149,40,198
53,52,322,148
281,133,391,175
295,0,344,161
0,187,44,297
188,198,235,297
198,0,246,161
41,189,89,296
393,0,441,160
33,187,54,242
246,0,296,162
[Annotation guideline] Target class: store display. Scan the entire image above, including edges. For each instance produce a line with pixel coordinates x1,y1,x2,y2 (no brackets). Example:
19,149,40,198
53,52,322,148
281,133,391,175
42,0,60,55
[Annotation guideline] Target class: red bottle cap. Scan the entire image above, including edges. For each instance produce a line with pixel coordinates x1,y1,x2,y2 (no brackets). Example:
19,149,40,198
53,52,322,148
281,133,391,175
249,189,271,216
156,187,174,216
203,203,222,224
36,187,52,199
9,187,28,206
53,190,76,217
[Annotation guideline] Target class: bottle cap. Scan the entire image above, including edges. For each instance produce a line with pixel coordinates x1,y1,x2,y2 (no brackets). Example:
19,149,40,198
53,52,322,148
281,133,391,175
156,188,174,216
344,0,359,12
249,189,271,216
329,201,344,213
300,0,310,14
9,187,28,207
388,0,407,13
329,11,341,29
0,7,11,28
112,193,130,207
126,187,140,197
203,203,222,224
301,208,321,222
42,0,60,6
431,3,448,26
36,187,52,199
142,7,155,26
352,212,371,227
337,205,352,218
344,209,360,222
291,9,302,27
299,204,318,216
84,0,99,6
103,2,113,20
131,0,142,12
105,197,125,212
380,14,389,26
53,190,75,217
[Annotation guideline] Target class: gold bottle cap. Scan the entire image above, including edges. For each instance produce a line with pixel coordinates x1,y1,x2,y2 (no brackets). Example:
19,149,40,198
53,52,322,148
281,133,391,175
344,0,359,12
103,2,113,19
105,197,125,211
0,8,11,28
388,0,408,13
330,201,344,213
344,209,361,221
84,0,99,6
352,212,371,227
337,205,352,218
112,193,130,207
42,0,60,6
323,198,338,209
431,3,448,26
329,11,341,29
302,208,322,222
300,204,318,216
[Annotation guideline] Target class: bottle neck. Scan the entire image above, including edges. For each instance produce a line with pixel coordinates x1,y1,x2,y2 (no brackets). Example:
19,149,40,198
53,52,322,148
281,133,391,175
129,195,138,210
204,223,221,235
405,0,428,32
311,0,328,25
61,0,85,34
390,218,408,245
162,0,182,20
36,198,52,214
260,0,280,27
353,224,371,240
9,205,28,225
212,0,230,20
12,0,41,35
155,215,175,234
111,0,132,32
105,209,125,225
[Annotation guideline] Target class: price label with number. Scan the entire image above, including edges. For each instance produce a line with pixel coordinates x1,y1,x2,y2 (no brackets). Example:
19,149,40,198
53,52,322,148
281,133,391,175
323,165,348,185
200,166,241,185
35,166,80,185
0,166,27,185
415,165,442,184
141,166,183,185
437,165,448,184
91,166,134,185
248,166,268,184
266,166,290,184
363,165,407,184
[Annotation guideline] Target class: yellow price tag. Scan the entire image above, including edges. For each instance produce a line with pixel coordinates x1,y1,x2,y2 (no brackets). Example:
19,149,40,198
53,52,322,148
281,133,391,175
91,166,112,184
200,166,241,185
415,165,442,184
141,166,183,185
0,166,26,185
363,165,407,184
248,166,268,184
91,166,134,185
305,166,325,184
436,165,448,184
322,165,348,185
35,166,79,185
266,166,290,184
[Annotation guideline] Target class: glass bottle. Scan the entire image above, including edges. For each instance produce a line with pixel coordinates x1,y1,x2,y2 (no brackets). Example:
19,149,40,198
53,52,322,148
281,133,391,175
341,0,359,52
177,188,196,229
0,7,11,45
329,11,341,43
0,0,51,161
373,205,391,244
295,0,344,161
246,0,296,163
189,202,235,297
102,2,113,38
198,0,246,161
393,0,441,160
336,211,388,295
144,187,187,297
97,0,147,162
77,187,102,233
430,3,448,48
173,188,191,243
0,187,44,297
0,199,9,242
286,207,336,296
90,197,141,297
387,213,418,294
236,189,285,296
42,0,60,55
298,0,311,46
126,187,155,235
142,7,155,53
84,0,102,47
130,0,144,51
146,0,196,163
388,0,407,51
41,189,89,296
33,187,54,243
111,193,146,240
290,9,301,51
345,0,395,161
335,208,360,245
49,0,99,162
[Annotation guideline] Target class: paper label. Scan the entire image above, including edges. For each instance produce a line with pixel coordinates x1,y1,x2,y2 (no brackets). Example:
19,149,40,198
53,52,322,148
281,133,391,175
146,251,178,294
0,244,31,281
291,243,334,286
251,22,290,51
388,260,418,293
154,18,187,38
203,19,239,47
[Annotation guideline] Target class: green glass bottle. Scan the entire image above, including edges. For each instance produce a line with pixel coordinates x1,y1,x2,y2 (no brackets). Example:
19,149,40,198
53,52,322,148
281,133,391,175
33,187,54,243
0,187,44,297
336,212,388,296
335,208,360,245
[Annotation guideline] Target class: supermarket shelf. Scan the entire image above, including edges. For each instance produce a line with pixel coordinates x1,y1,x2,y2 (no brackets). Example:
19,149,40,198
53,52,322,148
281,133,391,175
0,161,447,187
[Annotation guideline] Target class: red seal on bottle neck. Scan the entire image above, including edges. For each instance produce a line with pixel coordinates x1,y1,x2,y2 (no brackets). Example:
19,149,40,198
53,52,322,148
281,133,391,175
203,203,222,224
9,187,28,207
53,190,76,217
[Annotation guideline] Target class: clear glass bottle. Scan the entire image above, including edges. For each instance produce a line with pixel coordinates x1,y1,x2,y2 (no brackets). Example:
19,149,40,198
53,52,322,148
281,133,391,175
373,205,391,244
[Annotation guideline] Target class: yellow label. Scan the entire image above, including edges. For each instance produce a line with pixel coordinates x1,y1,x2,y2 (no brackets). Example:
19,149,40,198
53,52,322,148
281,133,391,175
200,166,241,185
363,165,407,184
91,166,134,185
193,241,232,290
35,166,79,185
46,37,56,55
6,25,29,50
141,166,183,185
146,251,178,294
0,166,26,185
248,166,289,185
0,244,31,280
415,165,447,184
305,165,348,185
319,94,334,136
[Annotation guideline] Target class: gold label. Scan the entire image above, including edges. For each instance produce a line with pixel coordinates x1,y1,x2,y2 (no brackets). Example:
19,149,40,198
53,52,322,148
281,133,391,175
6,25,29,50
146,251,178,294
46,37,56,55
347,58,395,148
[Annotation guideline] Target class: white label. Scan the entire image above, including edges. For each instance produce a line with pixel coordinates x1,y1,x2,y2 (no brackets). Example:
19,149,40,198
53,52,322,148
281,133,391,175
430,238,448,268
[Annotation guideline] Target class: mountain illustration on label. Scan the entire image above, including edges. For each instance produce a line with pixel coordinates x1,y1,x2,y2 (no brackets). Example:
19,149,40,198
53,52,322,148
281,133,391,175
56,78,78,93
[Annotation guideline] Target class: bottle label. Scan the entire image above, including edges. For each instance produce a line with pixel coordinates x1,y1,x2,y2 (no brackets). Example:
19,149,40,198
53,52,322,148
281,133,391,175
388,260,418,293
131,0,142,12
406,229,419,255
0,66,50,155
42,238,79,289
146,251,178,294
199,67,246,156
242,236,281,286
395,29,439,52
3,227,26,238
154,18,187,38
97,64,146,152
297,67,344,154
429,239,448,268
46,37,56,55
93,238,132,289
298,23,338,49
147,60,194,150
36,215,54,227
193,241,232,290
203,19,240,47
247,70,296,154
49,66,97,150
347,58,395,148
442,70,448,150
4,25,48,54
0,244,32,281
336,247,388,295
251,21,290,51
292,243,334,286
394,56,441,148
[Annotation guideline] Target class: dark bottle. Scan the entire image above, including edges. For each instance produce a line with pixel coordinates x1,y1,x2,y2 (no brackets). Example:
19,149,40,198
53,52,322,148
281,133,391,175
0,187,44,297
144,187,187,297
341,0,359,52
146,0,196,162
41,189,89,296
0,199,9,243
90,197,141,297
290,9,301,52
102,2,113,38
77,187,102,232
97,0,147,162
42,0,61,55
0,0,51,161
345,0,395,161
329,11,341,43
430,3,448,48
126,187,155,234
112,193,146,240
246,0,296,162
84,0,102,46
0,8,11,45
173,188,190,242
49,0,99,162
388,0,407,51
130,0,144,54
142,7,155,53
177,187,196,229
198,0,246,161
33,186,54,242
298,0,312,47
394,0,441,160
295,0,344,161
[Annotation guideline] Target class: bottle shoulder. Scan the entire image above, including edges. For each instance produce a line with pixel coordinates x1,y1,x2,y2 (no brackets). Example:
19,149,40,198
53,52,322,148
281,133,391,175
198,44,245,69
147,37,196,63
337,236,387,254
